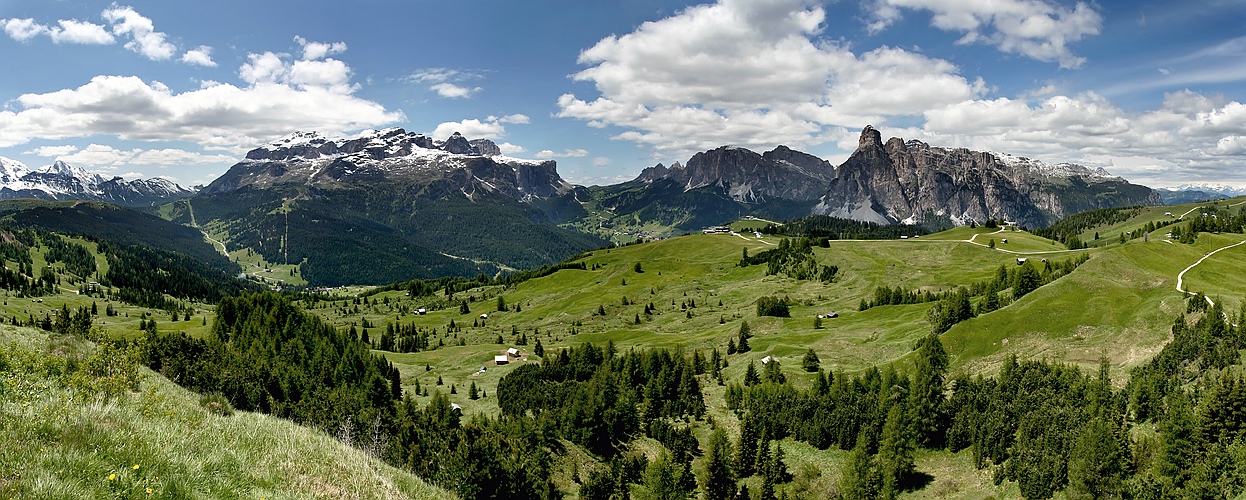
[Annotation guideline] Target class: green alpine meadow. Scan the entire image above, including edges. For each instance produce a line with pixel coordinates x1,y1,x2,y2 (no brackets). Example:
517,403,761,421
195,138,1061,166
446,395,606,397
3,2,1246,497
3,194,1246,498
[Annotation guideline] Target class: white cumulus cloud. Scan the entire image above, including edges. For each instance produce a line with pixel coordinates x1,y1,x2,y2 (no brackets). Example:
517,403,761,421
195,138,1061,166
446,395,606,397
23,145,80,157
295,36,346,61
49,19,115,44
404,67,488,99
102,5,176,61
535,149,590,158
240,48,357,94
2,17,115,44
0,74,402,152
181,46,216,67
3,18,48,42
430,82,480,99
865,0,1102,69
557,0,982,156
497,142,526,154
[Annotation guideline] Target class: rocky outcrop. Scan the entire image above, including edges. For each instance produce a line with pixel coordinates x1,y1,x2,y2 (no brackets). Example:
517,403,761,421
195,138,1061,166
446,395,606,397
634,145,834,204
470,139,502,157
814,126,1162,227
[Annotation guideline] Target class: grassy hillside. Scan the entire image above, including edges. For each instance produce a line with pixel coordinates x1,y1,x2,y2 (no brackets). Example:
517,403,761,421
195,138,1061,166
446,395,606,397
7,200,1246,499
304,207,1246,423
0,326,454,499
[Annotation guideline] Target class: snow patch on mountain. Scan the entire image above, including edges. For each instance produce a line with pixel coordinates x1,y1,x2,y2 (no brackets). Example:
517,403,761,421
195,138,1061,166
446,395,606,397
993,152,1116,180
0,156,195,206
1167,182,1246,197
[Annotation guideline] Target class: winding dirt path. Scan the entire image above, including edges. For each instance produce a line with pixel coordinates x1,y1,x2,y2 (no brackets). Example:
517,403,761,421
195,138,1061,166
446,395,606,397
1175,239,1246,307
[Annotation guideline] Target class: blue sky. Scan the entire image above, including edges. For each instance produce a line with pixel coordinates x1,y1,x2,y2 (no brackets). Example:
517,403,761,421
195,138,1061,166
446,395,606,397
1,0,1244,188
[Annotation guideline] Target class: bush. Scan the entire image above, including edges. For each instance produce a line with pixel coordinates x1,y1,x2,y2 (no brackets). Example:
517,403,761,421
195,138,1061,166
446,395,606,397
68,335,143,398
757,296,791,317
200,392,235,416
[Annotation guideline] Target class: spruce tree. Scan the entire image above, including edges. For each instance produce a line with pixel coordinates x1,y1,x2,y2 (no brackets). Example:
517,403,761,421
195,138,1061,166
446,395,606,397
1156,390,1201,487
743,361,760,386
468,381,479,400
702,428,736,500
735,415,760,477
908,334,948,448
802,348,820,372
877,404,915,499
838,438,880,500
1066,417,1124,498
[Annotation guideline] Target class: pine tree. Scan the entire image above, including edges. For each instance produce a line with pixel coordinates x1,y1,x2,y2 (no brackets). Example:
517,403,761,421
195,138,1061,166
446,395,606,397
743,361,760,386
802,348,820,372
1066,417,1124,498
908,334,947,448
762,359,784,384
496,295,506,312
468,381,479,400
735,415,760,477
702,428,737,500
838,438,880,500
534,338,545,358
737,330,750,353
877,404,915,499
1156,390,1201,487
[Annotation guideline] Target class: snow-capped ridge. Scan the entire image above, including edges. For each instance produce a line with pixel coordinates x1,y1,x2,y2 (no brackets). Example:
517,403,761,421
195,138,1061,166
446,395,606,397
1167,182,1246,197
0,156,194,206
993,152,1116,180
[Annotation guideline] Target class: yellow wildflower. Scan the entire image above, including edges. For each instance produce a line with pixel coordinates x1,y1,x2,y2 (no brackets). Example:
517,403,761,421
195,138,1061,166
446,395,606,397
133,464,140,470
108,473,116,481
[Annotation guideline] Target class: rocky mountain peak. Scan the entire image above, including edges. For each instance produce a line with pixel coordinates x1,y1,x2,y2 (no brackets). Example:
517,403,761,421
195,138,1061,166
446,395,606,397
442,132,476,155
858,125,883,150
470,139,501,156
816,126,1161,227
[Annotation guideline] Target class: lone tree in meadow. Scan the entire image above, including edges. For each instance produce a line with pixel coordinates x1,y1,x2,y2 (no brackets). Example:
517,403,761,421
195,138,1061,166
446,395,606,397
802,348,820,372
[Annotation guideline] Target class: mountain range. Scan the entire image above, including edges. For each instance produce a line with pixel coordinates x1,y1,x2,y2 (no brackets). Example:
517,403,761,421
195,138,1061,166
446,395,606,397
176,128,604,285
0,126,1170,285
0,156,195,207
595,126,1161,235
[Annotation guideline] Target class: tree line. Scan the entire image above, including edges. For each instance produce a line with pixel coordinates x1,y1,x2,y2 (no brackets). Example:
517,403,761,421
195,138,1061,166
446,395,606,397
760,215,928,240
739,237,839,283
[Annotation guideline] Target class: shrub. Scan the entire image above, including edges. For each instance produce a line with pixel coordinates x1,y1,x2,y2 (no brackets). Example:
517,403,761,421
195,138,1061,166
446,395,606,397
68,335,143,398
200,392,235,416
756,296,791,317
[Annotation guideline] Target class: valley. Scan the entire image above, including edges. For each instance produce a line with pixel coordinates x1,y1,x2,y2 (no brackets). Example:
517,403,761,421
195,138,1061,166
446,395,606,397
1,165,1244,498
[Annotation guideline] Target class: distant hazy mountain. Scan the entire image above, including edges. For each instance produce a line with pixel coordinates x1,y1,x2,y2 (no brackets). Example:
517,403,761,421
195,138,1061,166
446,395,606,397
185,128,605,286
0,157,195,207
1155,183,1246,205
1155,188,1229,205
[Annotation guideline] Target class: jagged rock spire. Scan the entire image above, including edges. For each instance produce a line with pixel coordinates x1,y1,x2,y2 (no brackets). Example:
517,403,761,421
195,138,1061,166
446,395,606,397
858,125,883,150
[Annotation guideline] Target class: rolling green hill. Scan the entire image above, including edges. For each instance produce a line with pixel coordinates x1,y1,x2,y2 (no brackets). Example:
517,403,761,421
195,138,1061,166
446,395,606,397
0,199,235,273
5,197,1246,499
0,325,454,499
290,199,1246,498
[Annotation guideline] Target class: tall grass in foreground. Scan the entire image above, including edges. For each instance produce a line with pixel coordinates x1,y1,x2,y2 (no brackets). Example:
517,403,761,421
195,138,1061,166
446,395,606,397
0,325,454,499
